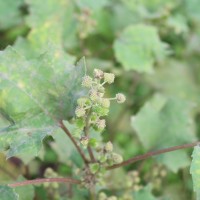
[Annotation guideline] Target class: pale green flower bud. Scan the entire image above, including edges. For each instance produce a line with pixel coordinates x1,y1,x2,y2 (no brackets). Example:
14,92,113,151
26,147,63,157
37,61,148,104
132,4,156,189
94,69,104,79
104,73,115,84
98,92,104,98
96,119,106,130
99,192,107,200
52,182,59,189
107,196,117,200
43,182,50,188
97,85,105,93
75,106,86,117
89,89,99,101
80,136,89,146
73,128,82,138
134,177,140,184
77,97,88,107
131,170,139,177
100,98,110,108
82,75,93,87
44,168,54,177
105,141,113,152
112,153,123,164
133,185,140,192
89,163,100,174
116,93,126,103
160,169,167,177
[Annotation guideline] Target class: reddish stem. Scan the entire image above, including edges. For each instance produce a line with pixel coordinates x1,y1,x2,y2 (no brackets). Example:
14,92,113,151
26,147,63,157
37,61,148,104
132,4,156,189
9,177,81,187
107,141,200,170
59,120,89,164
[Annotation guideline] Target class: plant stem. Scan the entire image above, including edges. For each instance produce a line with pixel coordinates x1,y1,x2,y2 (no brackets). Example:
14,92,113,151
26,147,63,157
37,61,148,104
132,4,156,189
84,109,96,163
9,177,81,187
107,141,200,170
89,187,96,200
59,120,89,164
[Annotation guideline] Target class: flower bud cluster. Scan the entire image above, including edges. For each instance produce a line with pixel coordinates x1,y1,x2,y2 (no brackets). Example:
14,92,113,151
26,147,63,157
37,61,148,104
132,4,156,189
125,170,143,191
43,168,60,199
74,68,126,141
77,8,97,39
98,192,118,200
146,164,167,191
96,141,123,166
72,68,125,188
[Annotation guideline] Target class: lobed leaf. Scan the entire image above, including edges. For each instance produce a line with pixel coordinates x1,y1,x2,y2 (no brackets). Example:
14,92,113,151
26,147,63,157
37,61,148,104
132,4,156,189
131,94,196,172
114,24,166,73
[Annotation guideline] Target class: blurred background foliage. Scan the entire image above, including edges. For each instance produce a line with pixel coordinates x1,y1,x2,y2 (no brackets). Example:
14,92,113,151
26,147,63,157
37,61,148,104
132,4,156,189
0,0,200,199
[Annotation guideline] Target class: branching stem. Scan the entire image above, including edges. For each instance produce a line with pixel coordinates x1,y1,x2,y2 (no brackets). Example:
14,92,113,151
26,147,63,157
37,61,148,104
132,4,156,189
9,178,81,187
84,109,96,163
107,141,200,170
59,120,89,164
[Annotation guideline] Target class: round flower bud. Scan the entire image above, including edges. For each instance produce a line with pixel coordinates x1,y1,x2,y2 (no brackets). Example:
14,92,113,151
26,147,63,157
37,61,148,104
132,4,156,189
131,170,139,177
94,69,104,79
133,185,141,192
112,153,123,164
104,73,115,84
80,136,89,146
160,169,167,177
96,119,106,130
44,168,54,177
77,97,88,107
116,93,126,103
89,89,99,101
82,75,93,88
99,192,107,200
75,106,86,117
100,98,110,108
105,141,113,152
134,177,141,184
107,196,117,200
43,182,50,188
97,85,105,93
52,182,59,189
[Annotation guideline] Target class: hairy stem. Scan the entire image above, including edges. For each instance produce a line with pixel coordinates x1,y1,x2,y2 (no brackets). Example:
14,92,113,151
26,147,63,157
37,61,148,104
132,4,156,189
59,120,89,164
107,141,200,170
84,109,96,162
9,177,81,187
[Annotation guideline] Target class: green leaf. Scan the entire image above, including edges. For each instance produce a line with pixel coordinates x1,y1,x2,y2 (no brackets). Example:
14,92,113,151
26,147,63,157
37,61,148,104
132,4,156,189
133,185,157,200
186,0,200,21
122,0,179,16
0,0,24,30
0,44,86,162
145,60,200,106
0,185,18,200
190,146,200,199
131,94,196,172
89,163,100,174
15,176,35,200
50,122,75,164
25,0,67,29
75,0,109,10
114,24,166,73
